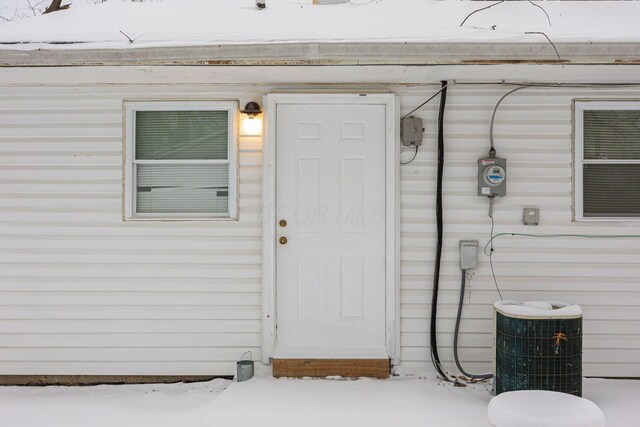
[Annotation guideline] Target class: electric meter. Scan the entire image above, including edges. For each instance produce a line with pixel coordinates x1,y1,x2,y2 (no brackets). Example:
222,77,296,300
478,157,507,197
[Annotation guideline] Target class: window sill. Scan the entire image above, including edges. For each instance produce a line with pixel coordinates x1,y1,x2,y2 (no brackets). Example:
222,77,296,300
123,216,238,222
574,216,640,223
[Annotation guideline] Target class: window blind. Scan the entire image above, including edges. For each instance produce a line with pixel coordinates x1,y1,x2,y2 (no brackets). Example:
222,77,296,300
582,109,640,218
583,164,640,217
583,110,640,160
135,111,229,160
136,164,229,214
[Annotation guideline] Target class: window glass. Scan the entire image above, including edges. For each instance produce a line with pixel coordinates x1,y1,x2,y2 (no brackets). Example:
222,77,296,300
136,164,229,214
135,110,229,160
583,110,640,160
578,104,640,219
583,164,640,217
126,104,235,218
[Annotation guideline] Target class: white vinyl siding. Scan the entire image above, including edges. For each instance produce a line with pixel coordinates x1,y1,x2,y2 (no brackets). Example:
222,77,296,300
0,66,639,378
124,101,238,220
574,102,640,220
398,87,640,378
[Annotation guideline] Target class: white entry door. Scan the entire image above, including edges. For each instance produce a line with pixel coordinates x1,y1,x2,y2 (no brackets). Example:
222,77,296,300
275,103,387,358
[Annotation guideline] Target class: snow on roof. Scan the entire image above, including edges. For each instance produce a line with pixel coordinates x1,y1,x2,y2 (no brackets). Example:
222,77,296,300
1,0,639,51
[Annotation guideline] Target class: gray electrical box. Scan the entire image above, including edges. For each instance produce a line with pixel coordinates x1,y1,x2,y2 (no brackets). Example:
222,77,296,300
523,207,540,226
459,240,479,271
478,157,507,197
401,116,424,147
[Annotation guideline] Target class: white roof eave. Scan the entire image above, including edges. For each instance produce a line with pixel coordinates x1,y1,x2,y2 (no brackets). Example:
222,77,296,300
1,41,640,67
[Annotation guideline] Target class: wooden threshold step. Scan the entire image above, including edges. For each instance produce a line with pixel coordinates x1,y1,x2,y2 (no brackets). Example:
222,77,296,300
273,358,390,379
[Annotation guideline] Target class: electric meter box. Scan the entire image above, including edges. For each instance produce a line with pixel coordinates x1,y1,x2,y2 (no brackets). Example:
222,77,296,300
478,157,507,197
401,116,424,147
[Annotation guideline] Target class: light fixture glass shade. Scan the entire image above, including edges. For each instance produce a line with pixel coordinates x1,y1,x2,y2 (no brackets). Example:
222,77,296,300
241,115,263,136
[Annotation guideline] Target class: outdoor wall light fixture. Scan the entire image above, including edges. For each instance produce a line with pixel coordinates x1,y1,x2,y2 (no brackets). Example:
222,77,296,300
240,101,263,136
241,101,262,117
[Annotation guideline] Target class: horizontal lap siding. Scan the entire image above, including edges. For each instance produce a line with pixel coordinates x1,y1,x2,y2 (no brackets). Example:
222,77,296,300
398,86,640,378
0,75,639,378
0,85,262,375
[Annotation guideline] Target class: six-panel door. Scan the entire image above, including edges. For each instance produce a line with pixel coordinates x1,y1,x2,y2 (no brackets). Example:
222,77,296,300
275,103,387,358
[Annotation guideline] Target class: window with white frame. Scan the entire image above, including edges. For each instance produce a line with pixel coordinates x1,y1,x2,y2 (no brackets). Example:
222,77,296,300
124,101,237,219
575,101,640,220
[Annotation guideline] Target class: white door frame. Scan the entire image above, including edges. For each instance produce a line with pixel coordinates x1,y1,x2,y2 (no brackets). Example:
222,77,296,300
261,93,400,364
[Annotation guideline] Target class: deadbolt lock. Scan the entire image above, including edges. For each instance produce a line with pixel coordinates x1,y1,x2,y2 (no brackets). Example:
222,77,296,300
279,237,288,245
279,219,287,227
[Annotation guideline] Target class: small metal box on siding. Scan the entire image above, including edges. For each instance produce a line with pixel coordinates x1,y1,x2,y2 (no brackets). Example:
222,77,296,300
523,208,540,225
459,240,479,270
401,116,423,147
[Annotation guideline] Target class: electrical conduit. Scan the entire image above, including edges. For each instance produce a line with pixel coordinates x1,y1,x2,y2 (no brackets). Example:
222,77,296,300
429,81,449,381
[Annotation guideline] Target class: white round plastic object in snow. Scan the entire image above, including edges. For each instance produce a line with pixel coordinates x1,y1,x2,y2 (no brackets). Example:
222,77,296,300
487,391,605,427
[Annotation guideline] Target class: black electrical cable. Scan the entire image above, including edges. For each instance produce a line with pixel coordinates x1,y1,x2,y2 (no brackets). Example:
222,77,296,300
400,146,419,165
454,270,493,380
429,80,449,381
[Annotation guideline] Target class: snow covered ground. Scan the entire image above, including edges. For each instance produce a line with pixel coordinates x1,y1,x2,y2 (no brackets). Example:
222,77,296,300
0,378,230,427
0,374,638,427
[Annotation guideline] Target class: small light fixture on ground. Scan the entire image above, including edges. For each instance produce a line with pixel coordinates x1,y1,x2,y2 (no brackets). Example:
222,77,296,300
240,101,263,136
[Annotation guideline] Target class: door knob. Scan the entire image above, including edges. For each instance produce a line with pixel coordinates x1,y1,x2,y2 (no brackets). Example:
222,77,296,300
279,237,288,245
279,219,287,227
